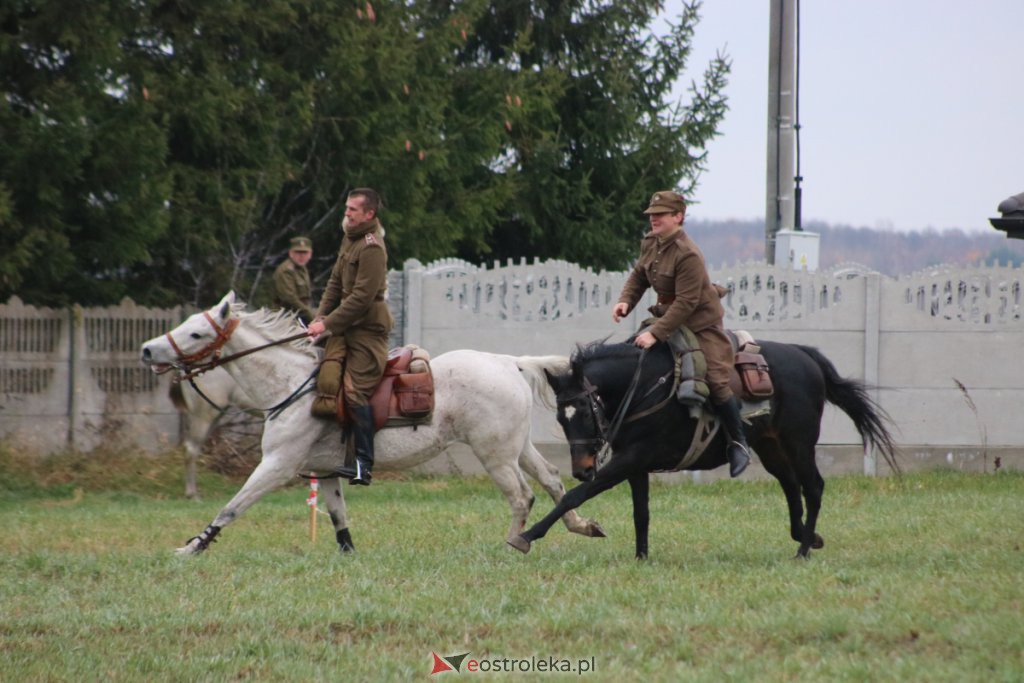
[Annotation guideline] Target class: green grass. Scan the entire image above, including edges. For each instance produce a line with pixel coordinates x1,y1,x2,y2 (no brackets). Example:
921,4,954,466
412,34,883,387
1,448,1022,682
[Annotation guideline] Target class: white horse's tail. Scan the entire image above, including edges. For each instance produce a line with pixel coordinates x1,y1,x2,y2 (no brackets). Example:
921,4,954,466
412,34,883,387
514,355,570,411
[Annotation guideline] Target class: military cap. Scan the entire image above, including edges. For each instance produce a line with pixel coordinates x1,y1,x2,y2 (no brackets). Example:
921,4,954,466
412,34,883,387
643,191,686,215
289,236,312,252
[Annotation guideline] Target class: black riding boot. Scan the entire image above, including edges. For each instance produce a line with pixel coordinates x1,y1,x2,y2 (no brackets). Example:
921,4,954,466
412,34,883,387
719,396,751,478
349,405,375,486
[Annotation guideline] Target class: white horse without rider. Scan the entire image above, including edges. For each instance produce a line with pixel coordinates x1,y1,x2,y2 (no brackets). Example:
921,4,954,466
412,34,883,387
169,365,261,500
141,292,605,554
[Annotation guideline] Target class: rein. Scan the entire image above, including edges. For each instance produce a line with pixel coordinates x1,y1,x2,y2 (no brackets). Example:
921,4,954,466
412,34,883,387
165,313,319,418
597,347,650,465
175,330,311,382
622,351,688,423
563,346,680,471
180,368,320,420
561,348,655,471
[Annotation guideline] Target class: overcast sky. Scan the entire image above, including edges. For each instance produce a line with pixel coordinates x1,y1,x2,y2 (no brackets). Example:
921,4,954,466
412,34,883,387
665,0,1023,233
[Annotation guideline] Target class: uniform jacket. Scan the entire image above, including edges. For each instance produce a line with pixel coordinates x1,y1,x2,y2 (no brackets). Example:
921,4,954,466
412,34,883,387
618,228,725,341
272,258,315,323
316,218,394,337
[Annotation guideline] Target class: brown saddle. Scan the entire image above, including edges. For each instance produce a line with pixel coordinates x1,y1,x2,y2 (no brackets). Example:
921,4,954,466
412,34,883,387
337,345,435,430
660,334,773,473
726,334,774,400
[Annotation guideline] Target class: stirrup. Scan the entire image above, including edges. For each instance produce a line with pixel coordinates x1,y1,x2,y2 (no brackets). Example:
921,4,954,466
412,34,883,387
297,469,348,480
331,464,358,479
349,460,372,486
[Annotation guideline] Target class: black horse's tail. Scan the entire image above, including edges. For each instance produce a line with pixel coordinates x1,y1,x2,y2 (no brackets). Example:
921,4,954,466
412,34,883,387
795,344,901,474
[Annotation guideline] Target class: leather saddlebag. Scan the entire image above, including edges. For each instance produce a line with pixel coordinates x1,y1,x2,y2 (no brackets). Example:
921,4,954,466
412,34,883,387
394,371,434,418
311,335,347,419
735,351,773,398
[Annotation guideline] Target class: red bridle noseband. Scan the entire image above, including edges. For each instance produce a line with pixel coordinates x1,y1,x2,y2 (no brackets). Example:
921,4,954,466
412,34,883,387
165,311,240,368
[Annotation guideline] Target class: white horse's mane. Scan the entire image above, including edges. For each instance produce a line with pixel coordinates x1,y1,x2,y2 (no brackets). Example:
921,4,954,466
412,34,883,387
235,306,320,360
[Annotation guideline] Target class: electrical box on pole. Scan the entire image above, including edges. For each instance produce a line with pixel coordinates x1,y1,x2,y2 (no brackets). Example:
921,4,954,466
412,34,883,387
774,229,820,271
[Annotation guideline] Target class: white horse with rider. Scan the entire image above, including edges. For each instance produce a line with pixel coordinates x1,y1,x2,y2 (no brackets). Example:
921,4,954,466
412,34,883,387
142,292,605,554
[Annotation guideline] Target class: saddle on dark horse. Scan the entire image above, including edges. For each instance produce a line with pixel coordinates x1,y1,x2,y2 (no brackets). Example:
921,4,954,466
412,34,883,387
639,321,774,472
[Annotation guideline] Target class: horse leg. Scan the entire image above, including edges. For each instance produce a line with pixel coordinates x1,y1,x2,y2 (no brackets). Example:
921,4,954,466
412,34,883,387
509,470,627,554
183,440,201,501
320,476,355,553
788,441,826,558
517,441,605,538
752,437,808,552
476,456,538,545
628,472,650,560
180,404,220,501
175,457,295,555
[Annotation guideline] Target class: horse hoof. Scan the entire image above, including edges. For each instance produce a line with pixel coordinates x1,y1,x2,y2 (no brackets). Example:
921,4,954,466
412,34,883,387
587,522,607,538
812,534,824,550
175,542,200,555
507,535,531,554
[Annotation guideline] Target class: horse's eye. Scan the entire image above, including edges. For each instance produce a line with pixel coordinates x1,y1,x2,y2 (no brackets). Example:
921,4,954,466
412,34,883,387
190,333,202,339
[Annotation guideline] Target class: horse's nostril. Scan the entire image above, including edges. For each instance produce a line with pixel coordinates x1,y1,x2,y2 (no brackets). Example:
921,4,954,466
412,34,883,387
142,347,151,360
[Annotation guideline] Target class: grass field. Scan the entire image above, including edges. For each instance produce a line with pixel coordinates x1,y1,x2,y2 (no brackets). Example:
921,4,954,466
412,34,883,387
1,447,1022,682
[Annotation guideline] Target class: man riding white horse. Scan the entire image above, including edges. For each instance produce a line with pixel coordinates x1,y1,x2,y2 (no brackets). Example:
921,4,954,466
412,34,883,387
306,188,393,486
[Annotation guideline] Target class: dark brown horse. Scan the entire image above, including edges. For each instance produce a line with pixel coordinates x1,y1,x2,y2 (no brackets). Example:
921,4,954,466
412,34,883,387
509,340,898,559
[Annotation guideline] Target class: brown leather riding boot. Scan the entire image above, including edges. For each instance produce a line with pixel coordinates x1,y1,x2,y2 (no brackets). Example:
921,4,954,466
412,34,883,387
718,396,751,478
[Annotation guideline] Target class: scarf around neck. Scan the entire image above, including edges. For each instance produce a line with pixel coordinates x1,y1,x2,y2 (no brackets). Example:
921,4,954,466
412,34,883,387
343,217,381,240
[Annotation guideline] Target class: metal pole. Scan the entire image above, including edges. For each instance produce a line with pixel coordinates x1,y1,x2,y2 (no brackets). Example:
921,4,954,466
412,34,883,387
766,0,799,262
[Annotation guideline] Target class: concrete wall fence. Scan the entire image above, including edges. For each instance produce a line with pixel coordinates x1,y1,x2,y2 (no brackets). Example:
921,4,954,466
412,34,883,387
3,259,1022,474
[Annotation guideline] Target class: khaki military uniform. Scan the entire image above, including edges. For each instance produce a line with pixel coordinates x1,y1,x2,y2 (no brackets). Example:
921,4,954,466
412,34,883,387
618,227,734,404
272,258,316,324
315,218,394,408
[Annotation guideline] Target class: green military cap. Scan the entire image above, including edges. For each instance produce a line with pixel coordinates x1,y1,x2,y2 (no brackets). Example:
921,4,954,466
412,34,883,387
289,236,312,252
643,191,686,215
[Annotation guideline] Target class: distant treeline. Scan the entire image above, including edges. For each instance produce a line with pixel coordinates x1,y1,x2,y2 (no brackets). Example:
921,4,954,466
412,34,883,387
686,219,1024,275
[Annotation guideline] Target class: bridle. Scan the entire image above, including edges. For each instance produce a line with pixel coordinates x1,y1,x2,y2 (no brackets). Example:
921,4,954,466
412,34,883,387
159,311,317,417
163,312,241,374
557,347,679,470
161,311,310,381
558,376,612,453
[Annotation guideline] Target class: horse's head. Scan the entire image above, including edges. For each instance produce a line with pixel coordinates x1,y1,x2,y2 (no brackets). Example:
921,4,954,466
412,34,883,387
545,356,613,482
141,291,240,374
547,341,670,481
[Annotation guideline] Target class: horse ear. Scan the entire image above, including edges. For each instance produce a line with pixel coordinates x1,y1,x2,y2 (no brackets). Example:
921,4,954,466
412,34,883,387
215,291,235,320
544,368,567,393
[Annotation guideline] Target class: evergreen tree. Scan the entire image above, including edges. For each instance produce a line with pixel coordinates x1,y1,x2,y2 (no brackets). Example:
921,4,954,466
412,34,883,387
1,0,728,306
0,1,169,306
458,0,729,269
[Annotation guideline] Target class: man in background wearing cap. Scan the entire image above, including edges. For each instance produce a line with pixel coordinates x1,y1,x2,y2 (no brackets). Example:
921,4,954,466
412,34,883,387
273,236,316,324
612,191,752,478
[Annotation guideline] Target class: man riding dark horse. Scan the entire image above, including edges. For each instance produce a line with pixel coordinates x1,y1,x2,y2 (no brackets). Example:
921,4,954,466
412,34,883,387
612,190,751,477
